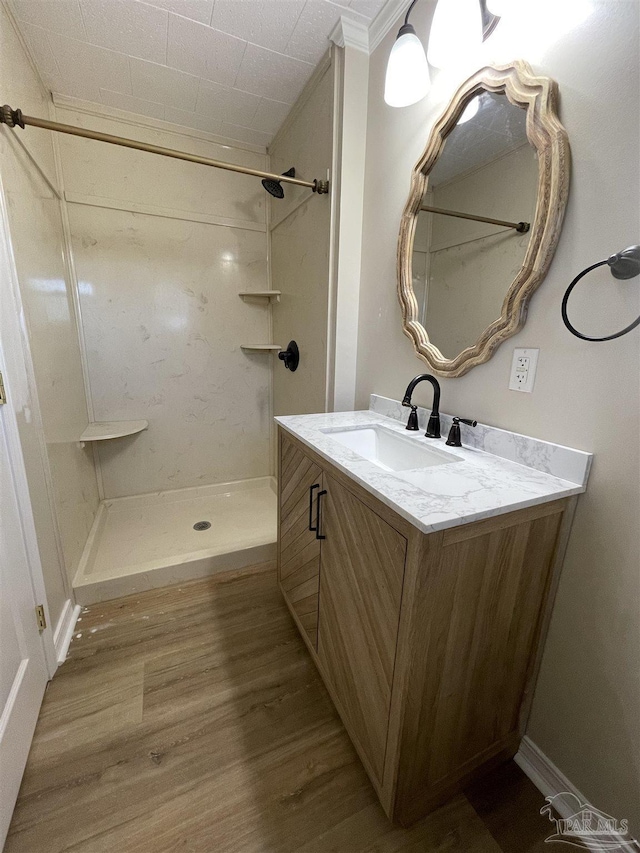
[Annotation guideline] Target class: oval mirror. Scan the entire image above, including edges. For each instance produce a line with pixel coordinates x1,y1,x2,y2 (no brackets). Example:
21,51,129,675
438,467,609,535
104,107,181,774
398,61,570,377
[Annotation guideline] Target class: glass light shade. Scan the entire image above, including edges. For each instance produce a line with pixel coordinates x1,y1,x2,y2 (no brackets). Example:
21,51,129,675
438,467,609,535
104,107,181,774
384,27,430,108
427,0,483,70
457,97,479,124
486,0,512,14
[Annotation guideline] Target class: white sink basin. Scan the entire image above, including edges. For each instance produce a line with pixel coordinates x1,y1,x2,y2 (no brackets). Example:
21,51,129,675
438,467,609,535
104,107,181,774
321,425,462,472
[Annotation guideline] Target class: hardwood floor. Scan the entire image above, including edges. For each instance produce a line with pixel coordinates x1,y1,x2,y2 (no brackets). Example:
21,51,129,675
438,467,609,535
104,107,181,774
7,564,553,852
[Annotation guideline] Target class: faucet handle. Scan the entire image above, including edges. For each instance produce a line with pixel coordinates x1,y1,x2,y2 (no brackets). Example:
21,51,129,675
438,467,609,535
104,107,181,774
445,417,477,447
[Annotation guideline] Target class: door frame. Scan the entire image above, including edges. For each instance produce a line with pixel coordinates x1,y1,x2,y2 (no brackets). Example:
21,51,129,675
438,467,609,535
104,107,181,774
0,176,58,677
0,380,51,847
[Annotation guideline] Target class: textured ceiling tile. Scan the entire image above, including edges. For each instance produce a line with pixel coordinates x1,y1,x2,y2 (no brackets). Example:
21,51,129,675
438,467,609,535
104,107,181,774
167,13,247,88
342,0,385,18
130,57,200,110
13,0,380,148
48,33,133,95
251,97,291,135
100,88,166,120
195,81,261,127
18,23,62,83
50,80,104,102
11,0,86,39
285,0,365,64
140,0,214,25
219,121,271,148
164,105,222,134
210,0,305,53
80,0,168,63
429,94,530,186
234,43,313,103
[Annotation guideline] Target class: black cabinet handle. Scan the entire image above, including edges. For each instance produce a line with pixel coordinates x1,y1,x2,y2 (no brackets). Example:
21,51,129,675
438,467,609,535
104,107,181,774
308,483,320,531
316,489,327,540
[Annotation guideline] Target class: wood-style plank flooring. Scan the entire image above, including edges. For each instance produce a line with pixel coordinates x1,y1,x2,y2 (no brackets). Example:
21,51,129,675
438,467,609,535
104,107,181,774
7,564,555,852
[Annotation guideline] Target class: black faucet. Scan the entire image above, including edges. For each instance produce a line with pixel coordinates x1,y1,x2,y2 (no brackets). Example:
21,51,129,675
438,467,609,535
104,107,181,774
446,417,477,447
402,374,441,438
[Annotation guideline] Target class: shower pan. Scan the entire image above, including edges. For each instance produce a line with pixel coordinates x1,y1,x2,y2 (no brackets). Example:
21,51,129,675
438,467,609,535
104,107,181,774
73,477,277,604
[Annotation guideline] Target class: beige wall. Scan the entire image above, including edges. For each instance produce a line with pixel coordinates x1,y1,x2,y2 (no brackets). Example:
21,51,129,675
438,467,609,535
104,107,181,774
0,6,99,603
56,104,273,498
270,59,334,417
356,0,640,834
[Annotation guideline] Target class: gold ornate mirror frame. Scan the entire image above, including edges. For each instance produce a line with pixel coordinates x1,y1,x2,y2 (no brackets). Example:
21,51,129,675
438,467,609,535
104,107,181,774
397,61,570,377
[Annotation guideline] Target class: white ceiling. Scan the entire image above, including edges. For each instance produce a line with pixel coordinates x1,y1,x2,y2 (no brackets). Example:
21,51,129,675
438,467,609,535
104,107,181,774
11,0,386,148
429,91,530,187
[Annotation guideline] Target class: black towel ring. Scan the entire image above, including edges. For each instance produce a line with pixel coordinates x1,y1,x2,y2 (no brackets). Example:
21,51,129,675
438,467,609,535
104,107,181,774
561,245,640,342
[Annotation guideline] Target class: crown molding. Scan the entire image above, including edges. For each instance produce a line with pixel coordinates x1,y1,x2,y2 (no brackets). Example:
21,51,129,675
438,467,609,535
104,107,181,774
331,0,415,57
368,0,414,53
330,16,370,53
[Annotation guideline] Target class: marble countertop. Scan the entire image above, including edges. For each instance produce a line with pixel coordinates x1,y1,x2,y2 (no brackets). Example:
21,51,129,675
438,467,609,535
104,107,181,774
275,406,591,535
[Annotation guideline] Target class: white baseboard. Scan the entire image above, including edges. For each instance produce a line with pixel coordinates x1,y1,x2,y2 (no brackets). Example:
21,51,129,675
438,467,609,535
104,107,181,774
516,736,639,852
53,599,81,665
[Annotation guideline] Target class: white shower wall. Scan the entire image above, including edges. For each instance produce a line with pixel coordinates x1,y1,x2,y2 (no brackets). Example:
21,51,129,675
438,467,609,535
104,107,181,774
0,9,99,603
270,57,334,419
55,104,273,498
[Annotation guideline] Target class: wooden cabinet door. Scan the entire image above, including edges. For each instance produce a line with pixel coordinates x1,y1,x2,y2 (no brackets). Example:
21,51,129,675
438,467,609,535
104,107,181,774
278,433,323,649
317,473,407,784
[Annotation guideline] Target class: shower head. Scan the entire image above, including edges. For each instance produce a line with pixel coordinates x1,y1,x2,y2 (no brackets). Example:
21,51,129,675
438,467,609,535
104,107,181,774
262,167,295,199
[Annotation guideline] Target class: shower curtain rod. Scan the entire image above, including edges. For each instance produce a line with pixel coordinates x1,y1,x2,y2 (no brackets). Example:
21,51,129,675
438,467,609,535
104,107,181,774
0,105,330,195
420,204,530,233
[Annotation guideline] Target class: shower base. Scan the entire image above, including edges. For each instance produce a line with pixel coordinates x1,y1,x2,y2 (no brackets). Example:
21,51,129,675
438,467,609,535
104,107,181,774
73,477,277,604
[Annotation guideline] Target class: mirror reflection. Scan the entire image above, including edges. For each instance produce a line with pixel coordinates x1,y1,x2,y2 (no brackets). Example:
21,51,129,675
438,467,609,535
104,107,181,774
412,91,539,360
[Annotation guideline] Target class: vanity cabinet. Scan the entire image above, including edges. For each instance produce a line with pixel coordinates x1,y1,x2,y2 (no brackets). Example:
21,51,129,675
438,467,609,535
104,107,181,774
278,434,323,648
318,473,407,783
277,428,572,826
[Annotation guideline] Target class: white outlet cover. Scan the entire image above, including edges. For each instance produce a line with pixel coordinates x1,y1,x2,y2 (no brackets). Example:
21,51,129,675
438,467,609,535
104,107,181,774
509,348,539,393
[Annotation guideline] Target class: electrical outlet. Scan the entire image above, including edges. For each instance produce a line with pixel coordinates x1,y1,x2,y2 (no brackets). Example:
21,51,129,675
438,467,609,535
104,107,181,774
509,348,539,393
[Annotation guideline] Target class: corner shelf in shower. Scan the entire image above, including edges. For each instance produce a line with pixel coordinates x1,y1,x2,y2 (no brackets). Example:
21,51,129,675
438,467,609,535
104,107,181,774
240,345,282,352
80,420,149,441
238,291,282,302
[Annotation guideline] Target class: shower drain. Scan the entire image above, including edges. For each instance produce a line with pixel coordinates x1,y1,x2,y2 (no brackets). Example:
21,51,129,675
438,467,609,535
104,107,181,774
193,521,211,531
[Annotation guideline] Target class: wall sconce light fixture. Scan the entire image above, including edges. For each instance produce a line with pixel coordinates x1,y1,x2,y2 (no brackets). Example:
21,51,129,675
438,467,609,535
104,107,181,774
385,0,500,107
486,0,510,15
427,0,483,69
457,96,480,124
384,0,430,107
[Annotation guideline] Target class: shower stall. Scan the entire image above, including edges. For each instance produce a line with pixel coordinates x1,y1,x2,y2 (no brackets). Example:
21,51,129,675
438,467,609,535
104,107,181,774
2,53,335,606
